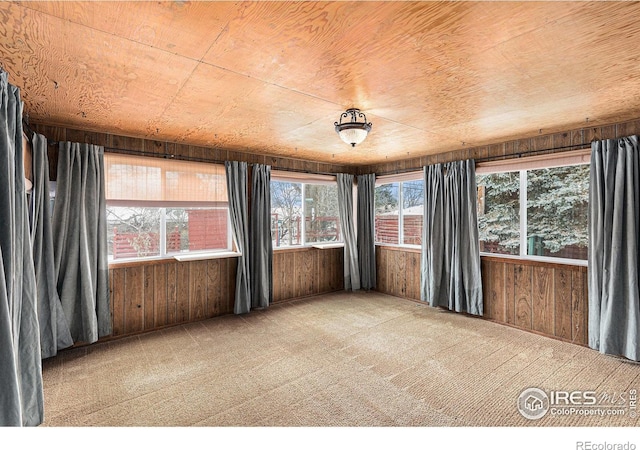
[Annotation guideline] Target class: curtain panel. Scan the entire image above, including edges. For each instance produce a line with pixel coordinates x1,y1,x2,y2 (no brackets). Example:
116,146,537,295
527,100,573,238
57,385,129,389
421,160,483,315
30,133,72,358
225,161,251,314
357,173,376,290
250,164,272,308
337,173,360,291
52,142,110,344
589,136,640,361
0,71,44,426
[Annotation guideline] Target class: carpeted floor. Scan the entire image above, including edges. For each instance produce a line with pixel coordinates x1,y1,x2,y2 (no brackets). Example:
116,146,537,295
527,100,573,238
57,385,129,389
41,291,640,427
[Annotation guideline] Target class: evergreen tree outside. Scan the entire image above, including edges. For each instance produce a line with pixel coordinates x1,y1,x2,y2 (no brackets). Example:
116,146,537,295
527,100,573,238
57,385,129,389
374,183,398,214
527,165,589,259
476,171,520,255
476,164,589,260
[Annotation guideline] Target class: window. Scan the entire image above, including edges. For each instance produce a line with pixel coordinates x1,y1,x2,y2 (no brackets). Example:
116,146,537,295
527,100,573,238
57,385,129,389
374,173,424,246
304,184,341,244
476,150,590,262
104,154,231,261
270,172,341,248
375,183,399,244
526,166,589,259
476,171,520,255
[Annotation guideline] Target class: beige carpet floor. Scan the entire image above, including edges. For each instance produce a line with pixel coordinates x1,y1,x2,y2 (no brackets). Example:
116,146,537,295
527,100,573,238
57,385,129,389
41,291,640,427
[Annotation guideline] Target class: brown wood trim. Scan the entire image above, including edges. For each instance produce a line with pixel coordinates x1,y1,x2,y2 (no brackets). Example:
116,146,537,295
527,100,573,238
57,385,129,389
34,123,357,175
361,116,640,176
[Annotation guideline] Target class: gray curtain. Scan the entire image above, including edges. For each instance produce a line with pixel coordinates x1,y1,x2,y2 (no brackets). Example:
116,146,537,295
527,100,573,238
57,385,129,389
52,142,110,344
30,133,73,358
357,173,376,290
0,71,44,426
421,160,483,315
337,173,360,291
589,136,640,361
250,164,272,308
225,161,251,314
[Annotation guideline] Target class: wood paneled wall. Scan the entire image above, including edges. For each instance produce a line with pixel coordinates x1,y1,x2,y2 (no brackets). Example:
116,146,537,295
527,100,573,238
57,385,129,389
481,256,588,346
368,113,605,346
35,122,598,347
359,116,640,176
272,247,344,303
375,246,589,346
32,123,356,177
31,124,347,340
108,258,237,338
376,246,422,301
108,246,345,338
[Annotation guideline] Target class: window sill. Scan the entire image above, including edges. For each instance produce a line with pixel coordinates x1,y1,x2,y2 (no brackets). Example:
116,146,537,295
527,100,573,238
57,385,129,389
375,243,422,253
173,251,242,262
480,252,588,268
273,243,343,253
109,256,175,267
108,251,241,267
311,243,344,250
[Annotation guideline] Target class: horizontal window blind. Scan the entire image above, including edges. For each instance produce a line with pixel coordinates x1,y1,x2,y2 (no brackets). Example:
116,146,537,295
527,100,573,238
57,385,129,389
104,153,227,203
271,170,336,185
375,170,422,186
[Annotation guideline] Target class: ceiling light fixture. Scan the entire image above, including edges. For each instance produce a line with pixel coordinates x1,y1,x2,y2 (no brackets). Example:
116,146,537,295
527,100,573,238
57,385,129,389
334,108,372,147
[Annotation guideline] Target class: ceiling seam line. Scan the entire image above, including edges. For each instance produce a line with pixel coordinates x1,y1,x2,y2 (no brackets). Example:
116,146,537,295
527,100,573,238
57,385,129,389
18,6,358,127
17,3,217,65
153,21,238,133
19,2,340,107
18,4,441,132
153,20,236,127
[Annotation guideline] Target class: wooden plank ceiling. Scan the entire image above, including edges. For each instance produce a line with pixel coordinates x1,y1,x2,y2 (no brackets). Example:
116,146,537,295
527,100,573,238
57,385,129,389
2,1,640,166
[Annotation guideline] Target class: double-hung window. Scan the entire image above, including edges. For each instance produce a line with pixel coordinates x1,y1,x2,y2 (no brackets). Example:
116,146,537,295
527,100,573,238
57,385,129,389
374,172,424,247
270,171,341,248
104,154,231,261
476,149,590,263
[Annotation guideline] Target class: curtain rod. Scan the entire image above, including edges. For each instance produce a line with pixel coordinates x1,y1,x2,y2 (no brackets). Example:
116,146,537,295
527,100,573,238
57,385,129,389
371,141,594,176
46,137,590,177
46,140,341,177
474,141,592,163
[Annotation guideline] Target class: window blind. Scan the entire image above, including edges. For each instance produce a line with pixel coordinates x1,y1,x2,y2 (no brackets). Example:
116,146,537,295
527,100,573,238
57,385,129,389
104,153,228,204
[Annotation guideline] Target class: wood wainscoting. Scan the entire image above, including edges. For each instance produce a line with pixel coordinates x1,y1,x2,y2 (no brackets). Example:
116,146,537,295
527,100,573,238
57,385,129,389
107,246,345,339
272,246,344,303
481,256,588,346
375,246,589,346
109,258,237,338
376,246,422,301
